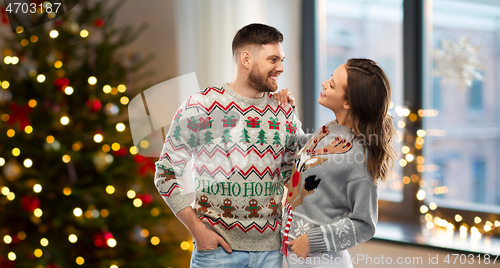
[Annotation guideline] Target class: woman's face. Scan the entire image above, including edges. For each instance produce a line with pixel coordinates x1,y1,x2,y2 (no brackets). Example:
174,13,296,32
318,63,349,113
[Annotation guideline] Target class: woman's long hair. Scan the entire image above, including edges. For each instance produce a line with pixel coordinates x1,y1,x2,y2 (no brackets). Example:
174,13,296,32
344,58,397,182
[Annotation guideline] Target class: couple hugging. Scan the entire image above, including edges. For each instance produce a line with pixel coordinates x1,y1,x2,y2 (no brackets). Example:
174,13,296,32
154,23,396,268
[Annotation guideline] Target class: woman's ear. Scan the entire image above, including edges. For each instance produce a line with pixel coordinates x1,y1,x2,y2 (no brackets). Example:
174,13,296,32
343,101,350,110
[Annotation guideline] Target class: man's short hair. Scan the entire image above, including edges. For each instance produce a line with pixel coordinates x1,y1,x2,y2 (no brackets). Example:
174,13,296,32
232,23,283,57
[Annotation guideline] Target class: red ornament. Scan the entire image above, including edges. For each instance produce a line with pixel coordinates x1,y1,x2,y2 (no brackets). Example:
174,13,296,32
85,98,102,113
0,256,15,268
21,196,40,212
53,78,70,91
94,18,105,28
7,103,32,129
55,19,63,27
134,155,156,176
1,7,8,25
137,193,153,206
112,147,127,157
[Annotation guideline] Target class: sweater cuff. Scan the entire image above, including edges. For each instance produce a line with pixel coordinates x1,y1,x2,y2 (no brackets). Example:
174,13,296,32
165,194,192,216
307,227,328,253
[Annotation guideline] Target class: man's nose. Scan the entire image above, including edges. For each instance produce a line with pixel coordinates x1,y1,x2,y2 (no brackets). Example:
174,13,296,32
276,61,284,73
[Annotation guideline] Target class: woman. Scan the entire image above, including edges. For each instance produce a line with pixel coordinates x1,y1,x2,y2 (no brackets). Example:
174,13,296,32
274,58,396,268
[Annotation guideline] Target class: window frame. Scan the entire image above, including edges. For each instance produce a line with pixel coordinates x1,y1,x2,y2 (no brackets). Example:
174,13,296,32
301,0,500,228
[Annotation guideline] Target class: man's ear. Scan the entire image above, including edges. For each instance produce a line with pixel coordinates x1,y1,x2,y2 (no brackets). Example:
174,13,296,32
240,50,252,69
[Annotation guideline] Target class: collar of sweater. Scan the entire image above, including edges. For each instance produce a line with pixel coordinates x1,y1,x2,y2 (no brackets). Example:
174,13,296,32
222,83,270,106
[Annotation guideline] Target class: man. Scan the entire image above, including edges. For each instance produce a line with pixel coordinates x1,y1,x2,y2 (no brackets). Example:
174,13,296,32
154,23,301,267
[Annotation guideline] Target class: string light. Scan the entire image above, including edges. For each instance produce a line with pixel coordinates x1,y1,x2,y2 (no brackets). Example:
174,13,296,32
4,235,12,244
63,187,72,195
133,198,142,207
60,116,70,125
100,209,109,217
107,238,117,248
150,208,160,217
455,214,462,222
37,74,46,83
117,84,127,93
130,146,138,155
34,249,43,258
62,155,71,163
111,143,120,151
474,217,482,224
33,184,42,193
103,85,112,94
76,256,85,265
7,129,15,137
150,236,160,245
80,30,89,38
94,134,103,143
54,61,63,68
65,86,74,95
73,207,83,217
120,96,129,105
40,238,49,246
72,142,82,151
49,30,59,38
88,76,97,85
8,252,16,261
4,56,12,64
29,99,37,107
11,57,19,65
1,187,9,195
140,140,149,149
180,241,190,250
7,192,15,201
34,208,43,217
106,185,115,194
21,39,29,46
127,190,136,199
102,144,110,152
140,229,149,237
116,123,126,132
30,35,38,43
69,234,78,243
12,148,20,157
24,159,33,168
25,125,33,134
1,81,9,89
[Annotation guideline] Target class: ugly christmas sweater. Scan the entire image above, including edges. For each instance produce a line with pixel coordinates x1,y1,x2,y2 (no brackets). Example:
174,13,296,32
281,120,378,255
155,83,302,251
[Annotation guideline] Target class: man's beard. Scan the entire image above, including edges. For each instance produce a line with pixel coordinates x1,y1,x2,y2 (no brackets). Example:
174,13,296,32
247,68,278,93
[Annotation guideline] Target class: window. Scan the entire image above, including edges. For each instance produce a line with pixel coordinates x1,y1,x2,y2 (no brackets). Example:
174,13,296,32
424,0,500,213
323,0,404,201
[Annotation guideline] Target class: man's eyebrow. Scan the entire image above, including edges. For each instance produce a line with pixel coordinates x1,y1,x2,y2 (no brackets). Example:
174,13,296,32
267,55,285,60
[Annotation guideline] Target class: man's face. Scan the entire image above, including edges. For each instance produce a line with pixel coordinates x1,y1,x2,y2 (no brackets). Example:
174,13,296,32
246,43,285,93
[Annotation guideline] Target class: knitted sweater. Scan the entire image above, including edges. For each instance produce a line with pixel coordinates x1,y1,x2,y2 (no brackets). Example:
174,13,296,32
281,120,378,254
155,84,302,251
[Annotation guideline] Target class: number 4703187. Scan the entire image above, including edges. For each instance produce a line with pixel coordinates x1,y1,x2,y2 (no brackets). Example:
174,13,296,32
6,2,61,14
443,254,498,264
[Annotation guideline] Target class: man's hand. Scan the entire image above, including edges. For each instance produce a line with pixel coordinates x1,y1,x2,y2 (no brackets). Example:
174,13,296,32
273,88,296,109
176,207,232,253
285,233,310,258
193,228,232,253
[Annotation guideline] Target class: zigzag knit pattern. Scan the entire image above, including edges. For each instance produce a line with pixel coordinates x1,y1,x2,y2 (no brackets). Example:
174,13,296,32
154,84,302,251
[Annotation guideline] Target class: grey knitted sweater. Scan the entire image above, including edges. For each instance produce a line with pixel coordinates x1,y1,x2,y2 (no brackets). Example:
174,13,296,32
281,120,378,254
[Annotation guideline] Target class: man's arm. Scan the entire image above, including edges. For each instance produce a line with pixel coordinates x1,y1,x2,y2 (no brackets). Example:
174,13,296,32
176,207,231,252
154,98,232,252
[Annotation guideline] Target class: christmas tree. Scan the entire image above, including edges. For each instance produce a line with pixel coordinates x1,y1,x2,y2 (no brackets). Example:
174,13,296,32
204,130,214,145
221,129,232,144
239,128,250,144
272,131,281,146
0,1,188,267
257,129,267,145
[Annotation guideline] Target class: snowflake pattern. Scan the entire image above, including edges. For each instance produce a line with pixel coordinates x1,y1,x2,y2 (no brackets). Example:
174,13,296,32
294,219,311,237
333,220,350,238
